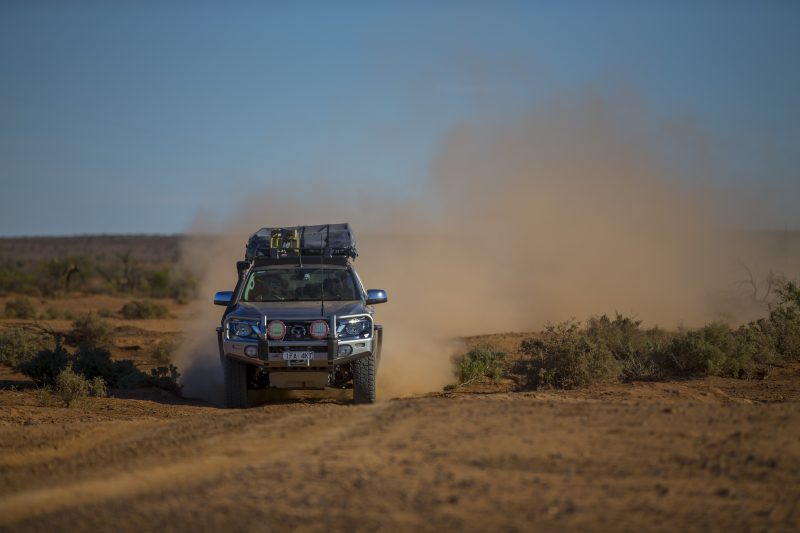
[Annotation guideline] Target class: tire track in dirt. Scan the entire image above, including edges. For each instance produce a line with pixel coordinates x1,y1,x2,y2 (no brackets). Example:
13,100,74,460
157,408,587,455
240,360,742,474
0,420,156,468
0,402,389,527
0,403,331,494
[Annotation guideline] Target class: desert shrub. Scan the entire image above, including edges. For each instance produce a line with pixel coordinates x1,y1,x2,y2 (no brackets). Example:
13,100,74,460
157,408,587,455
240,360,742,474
68,314,113,349
54,368,90,406
118,364,181,394
454,347,508,385
73,345,141,388
73,345,117,383
42,307,62,320
90,376,108,397
585,314,672,380
120,300,168,319
143,269,198,303
767,280,800,360
4,296,36,319
512,279,800,390
35,387,58,407
0,327,52,367
40,256,94,294
15,344,70,387
0,265,40,296
730,320,779,374
151,339,177,364
149,364,182,394
72,345,179,393
664,323,740,377
166,274,198,304
521,321,622,389
145,269,170,297
662,303,797,378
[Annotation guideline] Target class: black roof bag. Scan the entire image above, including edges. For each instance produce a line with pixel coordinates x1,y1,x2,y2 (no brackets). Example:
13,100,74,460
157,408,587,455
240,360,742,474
245,223,357,260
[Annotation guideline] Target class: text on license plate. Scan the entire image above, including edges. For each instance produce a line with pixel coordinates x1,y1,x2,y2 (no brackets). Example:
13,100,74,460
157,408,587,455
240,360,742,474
282,351,315,361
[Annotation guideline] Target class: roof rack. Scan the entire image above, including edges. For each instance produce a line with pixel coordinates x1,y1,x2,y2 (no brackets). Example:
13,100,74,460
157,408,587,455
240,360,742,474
244,223,357,263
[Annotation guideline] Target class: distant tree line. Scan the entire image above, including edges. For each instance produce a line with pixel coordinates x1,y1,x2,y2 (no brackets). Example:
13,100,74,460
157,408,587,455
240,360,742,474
0,251,197,302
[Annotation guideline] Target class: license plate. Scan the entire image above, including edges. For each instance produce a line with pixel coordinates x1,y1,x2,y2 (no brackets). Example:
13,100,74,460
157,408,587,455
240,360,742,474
282,351,315,361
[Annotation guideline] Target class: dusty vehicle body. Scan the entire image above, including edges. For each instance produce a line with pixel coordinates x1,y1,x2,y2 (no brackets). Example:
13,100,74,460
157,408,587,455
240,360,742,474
214,224,386,408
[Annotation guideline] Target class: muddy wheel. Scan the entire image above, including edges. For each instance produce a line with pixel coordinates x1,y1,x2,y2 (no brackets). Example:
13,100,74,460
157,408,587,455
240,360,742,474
352,354,376,404
224,357,248,408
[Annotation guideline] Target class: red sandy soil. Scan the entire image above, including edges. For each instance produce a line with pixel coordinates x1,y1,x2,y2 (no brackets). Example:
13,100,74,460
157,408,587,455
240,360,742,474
0,296,798,531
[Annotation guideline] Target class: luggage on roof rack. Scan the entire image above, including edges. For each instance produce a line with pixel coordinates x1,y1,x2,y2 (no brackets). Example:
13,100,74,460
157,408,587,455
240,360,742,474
245,223,358,261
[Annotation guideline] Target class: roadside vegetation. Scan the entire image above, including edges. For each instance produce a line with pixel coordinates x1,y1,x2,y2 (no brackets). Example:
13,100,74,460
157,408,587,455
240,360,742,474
0,314,182,405
449,347,509,388
151,339,178,364
120,300,169,319
0,250,197,302
449,279,800,391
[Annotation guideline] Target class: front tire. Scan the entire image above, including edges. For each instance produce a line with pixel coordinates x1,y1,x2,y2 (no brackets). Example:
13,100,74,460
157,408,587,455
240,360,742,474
224,357,248,408
352,354,377,404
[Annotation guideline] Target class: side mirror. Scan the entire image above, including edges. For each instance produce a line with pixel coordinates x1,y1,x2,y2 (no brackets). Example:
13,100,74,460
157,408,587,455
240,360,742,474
366,289,388,305
213,291,233,306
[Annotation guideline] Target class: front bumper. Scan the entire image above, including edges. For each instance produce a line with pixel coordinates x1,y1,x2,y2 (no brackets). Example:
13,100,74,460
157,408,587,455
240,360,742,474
217,316,381,370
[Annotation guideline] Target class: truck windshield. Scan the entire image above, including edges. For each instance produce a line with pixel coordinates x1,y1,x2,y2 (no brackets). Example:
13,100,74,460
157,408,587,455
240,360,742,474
241,268,360,302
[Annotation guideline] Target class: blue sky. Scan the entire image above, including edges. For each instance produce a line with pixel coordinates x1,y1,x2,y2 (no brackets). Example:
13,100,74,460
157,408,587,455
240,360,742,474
1,1,798,235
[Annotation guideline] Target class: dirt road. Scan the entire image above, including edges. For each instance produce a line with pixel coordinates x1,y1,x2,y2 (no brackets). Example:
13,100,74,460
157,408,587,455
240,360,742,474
1,369,799,533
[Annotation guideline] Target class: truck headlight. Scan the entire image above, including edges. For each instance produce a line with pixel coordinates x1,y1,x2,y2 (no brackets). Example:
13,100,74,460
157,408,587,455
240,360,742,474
228,320,260,339
336,317,371,339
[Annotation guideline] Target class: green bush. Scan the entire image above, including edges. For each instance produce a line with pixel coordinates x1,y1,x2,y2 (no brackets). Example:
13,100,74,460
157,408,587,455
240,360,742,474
585,314,671,380
35,387,58,407
53,368,107,405
665,323,738,377
15,344,70,387
72,345,146,388
68,314,113,349
730,320,779,375
0,327,52,367
18,339,180,394
663,317,792,379
41,256,94,294
521,321,622,389
73,345,118,384
767,281,800,360
4,296,36,319
54,368,90,406
454,347,508,385
149,364,182,394
90,376,108,397
151,339,177,364
144,269,198,303
515,280,800,390
0,265,40,296
72,344,180,392
117,364,181,394
42,307,62,320
120,300,168,320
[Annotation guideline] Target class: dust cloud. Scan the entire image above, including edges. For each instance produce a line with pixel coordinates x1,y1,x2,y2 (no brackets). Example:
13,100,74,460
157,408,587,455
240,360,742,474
176,96,784,402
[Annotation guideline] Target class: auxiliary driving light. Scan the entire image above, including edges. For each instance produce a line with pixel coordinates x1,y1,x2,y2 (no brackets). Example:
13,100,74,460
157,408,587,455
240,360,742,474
267,320,286,340
310,320,329,339
244,345,258,357
338,344,353,357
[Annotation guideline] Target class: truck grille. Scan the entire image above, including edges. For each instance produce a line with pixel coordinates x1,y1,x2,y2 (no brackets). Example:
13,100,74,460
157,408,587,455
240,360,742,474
282,320,324,341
